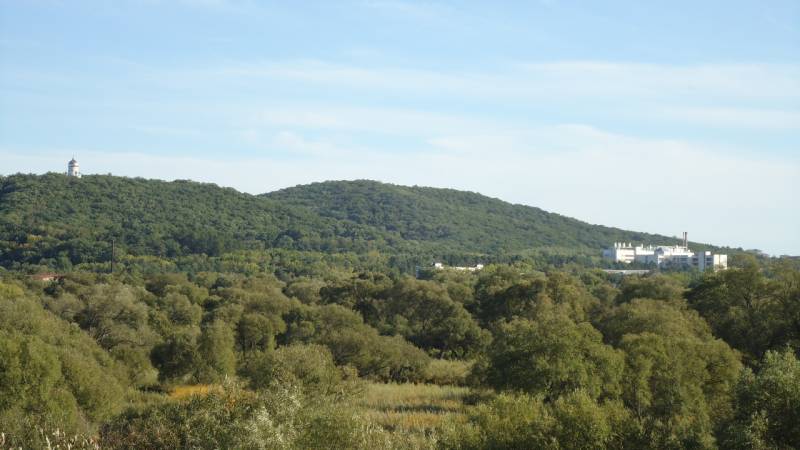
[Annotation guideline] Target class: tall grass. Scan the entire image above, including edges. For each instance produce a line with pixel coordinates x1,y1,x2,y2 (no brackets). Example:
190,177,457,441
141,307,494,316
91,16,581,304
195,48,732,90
169,384,219,400
358,382,471,436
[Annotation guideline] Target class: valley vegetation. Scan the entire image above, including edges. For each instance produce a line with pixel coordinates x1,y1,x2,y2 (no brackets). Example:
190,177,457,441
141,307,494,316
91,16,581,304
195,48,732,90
0,175,798,449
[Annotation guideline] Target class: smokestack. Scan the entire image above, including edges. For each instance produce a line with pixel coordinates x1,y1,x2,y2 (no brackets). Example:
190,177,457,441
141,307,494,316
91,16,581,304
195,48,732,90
683,232,688,248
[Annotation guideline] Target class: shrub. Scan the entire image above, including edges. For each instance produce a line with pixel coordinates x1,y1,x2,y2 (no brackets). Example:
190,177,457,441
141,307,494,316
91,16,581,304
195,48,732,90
439,390,629,450
243,343,361,400
101,381,260,449
478,312,623,400
423,359,472,386
721,348,800,449
101,380,405,450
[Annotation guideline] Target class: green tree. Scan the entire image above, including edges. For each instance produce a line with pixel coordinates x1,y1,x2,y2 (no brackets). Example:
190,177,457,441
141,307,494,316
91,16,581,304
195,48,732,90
687,265,786,363
722,348,800,449
151,330,200,382
70,283,158,385
236,312,279,359
280,303,430,382
382,277,489,358
616,274,685,304
0,283,127,442
197,320,237,382
473,266,548,324
480,311,623,400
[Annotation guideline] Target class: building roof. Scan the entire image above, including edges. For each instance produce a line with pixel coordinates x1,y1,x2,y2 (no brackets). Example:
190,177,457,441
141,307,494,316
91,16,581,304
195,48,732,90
31,273,63,281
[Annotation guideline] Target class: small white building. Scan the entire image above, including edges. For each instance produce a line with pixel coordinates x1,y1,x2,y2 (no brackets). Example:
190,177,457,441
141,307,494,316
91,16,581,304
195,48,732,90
67,157,81,178
433,262,485,272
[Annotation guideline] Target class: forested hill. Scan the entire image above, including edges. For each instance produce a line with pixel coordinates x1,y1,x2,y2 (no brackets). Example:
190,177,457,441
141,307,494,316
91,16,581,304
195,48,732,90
1,174,703,269
265,180,686,253
0,173,400,268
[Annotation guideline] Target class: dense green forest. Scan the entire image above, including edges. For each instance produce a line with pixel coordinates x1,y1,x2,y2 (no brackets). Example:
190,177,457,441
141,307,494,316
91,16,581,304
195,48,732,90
2,257,799,448
1,173,798,449
0,174,724,273
266,180,699,254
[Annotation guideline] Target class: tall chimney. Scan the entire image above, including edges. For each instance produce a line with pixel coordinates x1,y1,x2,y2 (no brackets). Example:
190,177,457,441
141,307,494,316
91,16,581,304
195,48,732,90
683,232,688,248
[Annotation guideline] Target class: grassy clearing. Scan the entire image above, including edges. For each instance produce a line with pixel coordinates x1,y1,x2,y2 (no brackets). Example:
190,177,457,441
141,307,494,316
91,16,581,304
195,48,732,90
166,381,473,445
169,384,218,400
358,382,472,436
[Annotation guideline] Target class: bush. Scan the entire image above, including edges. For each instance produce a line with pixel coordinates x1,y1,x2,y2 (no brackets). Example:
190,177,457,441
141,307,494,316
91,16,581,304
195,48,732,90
721,348,800,449
478,312,623,400
100,381,259,449
101,380,406,450
423,359,472,386
243,343,361,400
439,390,629,450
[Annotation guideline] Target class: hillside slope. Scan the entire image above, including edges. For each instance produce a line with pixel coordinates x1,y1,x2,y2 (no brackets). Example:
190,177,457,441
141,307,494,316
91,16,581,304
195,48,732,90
0,174,705,269
265,180,686,254
0,174,399,268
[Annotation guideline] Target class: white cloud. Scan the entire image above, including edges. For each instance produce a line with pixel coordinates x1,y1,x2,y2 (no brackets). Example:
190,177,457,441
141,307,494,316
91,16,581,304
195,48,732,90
252,105,501,136
121,59,800,134
129,125,206,137
70,58,800,136
200,60,799,103
514,62,800,100
659,106,800,130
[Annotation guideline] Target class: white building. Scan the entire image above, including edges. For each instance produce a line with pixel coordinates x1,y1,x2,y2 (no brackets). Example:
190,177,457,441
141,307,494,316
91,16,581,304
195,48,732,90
433,262,485,272
602,234,727,271
67,157,81,178
693,251,728,271
602,242,639,263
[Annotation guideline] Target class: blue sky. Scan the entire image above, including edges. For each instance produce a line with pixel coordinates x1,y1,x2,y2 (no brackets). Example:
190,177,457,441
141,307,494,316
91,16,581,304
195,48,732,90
1,0,798,254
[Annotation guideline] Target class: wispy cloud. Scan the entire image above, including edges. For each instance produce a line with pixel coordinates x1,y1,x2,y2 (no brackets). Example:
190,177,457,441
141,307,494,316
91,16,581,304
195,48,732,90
659,106,800,130
129,125,207,137
106,58,799,136
515,62,800,100
196,59,799,102
252,105,502,136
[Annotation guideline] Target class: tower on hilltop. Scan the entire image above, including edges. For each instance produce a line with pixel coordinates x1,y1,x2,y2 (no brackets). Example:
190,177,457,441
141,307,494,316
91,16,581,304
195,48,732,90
67,157,81,178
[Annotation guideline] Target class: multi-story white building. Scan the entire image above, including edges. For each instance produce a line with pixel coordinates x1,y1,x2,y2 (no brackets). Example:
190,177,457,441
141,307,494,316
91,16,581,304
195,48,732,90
602,233,727,271
693,251,728,271
602,242,640,263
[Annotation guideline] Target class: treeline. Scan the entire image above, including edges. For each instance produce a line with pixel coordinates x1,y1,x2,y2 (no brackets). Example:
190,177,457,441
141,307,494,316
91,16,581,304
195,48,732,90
266,180,698,253
0,174,400,268
0,174,723,272
1,255,798,448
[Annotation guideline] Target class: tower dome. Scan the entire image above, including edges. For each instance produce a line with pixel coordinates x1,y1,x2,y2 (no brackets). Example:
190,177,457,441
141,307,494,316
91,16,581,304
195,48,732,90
67,157,81,178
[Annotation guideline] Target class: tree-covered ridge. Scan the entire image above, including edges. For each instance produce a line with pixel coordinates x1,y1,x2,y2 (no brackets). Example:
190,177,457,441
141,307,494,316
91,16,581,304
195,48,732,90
0,174,402,268
266,180,705,254
0,174,726,271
